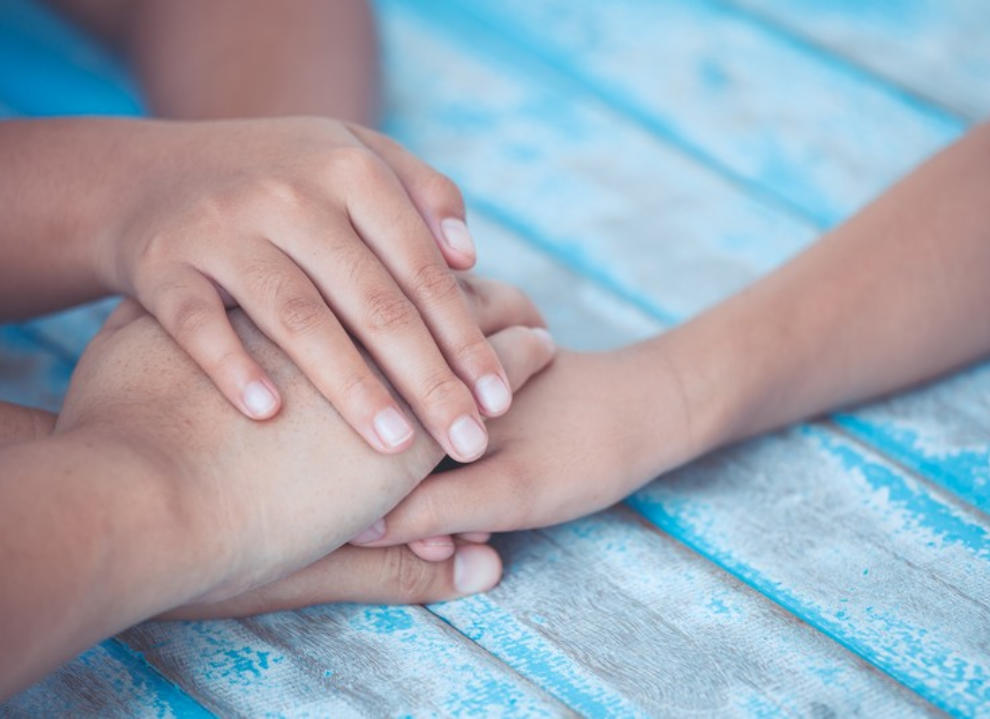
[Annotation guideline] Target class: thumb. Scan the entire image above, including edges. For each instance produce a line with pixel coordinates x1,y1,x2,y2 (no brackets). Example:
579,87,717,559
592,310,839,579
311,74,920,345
352,455,521,550
158,544,502,619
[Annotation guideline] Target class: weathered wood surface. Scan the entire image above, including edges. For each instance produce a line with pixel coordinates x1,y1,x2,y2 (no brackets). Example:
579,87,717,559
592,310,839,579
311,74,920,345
2,0,989,716
731,0,990,121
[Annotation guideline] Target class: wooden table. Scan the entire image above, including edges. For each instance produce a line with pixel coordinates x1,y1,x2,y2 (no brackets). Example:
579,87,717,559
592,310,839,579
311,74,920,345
2,0,989,716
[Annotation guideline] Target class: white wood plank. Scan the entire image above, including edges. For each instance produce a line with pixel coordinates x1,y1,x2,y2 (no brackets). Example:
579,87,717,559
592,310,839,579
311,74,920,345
730,0,990,121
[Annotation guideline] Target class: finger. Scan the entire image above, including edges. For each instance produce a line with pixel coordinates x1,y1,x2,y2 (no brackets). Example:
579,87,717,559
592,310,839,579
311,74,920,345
460,275,547,334
159,544,502,619
143,265,282,420
486,325,556,392
407,536,456,562
213,243,415,452
458,532,491,543
408,533,488,563
341,154,513,421
349,124,475,269
279,222,489,462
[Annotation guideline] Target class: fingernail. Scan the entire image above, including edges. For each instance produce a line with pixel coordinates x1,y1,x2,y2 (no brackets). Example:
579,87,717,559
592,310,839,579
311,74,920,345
475,374,511,414
440,218,475,256
530,327,556,353
352,518,386,544
243,381,278,418
449,415,487,459
454,546,500,594
374,407,414,448
422,535,454,547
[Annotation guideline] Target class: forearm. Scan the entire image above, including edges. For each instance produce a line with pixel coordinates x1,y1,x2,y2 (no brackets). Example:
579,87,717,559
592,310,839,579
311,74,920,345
126,0,379,124
0,118,164,319
0,429,210,699
652,122,990,459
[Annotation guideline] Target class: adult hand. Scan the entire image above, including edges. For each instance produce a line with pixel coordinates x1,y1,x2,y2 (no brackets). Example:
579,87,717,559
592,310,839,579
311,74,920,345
55,276,552,607
100,117,509,462
162,542,500,619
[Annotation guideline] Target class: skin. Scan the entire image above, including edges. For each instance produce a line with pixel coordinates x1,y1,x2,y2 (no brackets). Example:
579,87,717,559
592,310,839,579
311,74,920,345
0,277,554,700
355,121,990,556
0,0,509,461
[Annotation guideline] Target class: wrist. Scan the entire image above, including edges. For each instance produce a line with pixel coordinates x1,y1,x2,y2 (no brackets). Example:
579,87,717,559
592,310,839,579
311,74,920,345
622,322,749,479
50,423,230,612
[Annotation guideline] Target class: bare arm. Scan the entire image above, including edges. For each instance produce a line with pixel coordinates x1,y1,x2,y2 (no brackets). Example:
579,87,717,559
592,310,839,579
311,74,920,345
664,120,990,457
51,0,379,124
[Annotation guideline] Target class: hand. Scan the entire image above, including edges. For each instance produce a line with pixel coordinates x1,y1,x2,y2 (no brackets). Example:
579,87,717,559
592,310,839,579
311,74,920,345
100,117,511,462
161,542,502,619
354,345,699,558
54,277,553,606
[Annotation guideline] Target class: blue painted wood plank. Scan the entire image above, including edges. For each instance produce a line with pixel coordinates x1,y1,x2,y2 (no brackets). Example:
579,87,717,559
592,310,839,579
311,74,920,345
628,424,990,717
2,639,213,718
431,503,941,716
731,0,990,120
120,602,569,717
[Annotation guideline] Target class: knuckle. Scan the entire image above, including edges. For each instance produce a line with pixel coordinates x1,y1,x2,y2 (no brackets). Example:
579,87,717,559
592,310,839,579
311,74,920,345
420,370,470,407
255,176,307,211
330,146,387,183
337,368,378,404
334,242,376,285
168,296,215,340
451,334,495,368
422,171,464,211
411,262,460,305
365,289,417,333
277,294,327,336
384,546,434,601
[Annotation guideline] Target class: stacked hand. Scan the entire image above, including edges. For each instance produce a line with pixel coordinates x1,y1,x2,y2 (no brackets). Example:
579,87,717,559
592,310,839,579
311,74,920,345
99,117,510,462
55,276,554,616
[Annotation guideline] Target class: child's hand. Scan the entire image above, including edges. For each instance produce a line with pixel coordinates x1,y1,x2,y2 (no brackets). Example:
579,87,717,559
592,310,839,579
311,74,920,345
101,117,508,462
353,347,698,557
55,280,552,606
